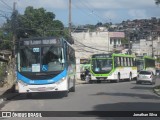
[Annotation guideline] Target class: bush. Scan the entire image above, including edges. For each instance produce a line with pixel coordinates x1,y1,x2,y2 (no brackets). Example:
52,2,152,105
0,63,7,81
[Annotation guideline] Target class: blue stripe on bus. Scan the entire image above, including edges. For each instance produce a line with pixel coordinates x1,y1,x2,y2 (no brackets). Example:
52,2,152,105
17,69,67,85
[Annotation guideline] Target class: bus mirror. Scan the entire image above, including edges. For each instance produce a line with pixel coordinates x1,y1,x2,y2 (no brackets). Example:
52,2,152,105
58,58,65,63
61,59,65,63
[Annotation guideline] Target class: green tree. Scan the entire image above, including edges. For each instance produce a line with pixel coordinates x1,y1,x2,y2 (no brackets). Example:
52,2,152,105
0,28,12,50
15,6,64,38
157,57,160,62
1,6,74,47
121,38,129,44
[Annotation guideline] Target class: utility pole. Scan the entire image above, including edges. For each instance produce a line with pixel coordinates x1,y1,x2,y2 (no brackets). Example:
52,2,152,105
69,0,71,37
151,31,154,57
152,37,154,57
12,2,16,57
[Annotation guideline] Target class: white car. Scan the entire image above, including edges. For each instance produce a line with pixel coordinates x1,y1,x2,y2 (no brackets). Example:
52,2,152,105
136,70,156,85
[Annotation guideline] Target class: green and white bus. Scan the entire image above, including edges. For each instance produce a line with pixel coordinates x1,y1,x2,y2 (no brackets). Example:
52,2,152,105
136,56,156,74
90,53,137,83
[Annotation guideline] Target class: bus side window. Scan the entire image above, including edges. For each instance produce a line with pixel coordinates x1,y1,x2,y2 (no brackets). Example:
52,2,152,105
133,58,136,66
133,58,135,66
126,57,128,66
121,57,123,67
130,58,133,66
128,58,130,66
125,58,127,66
114,57,119,67
118,57,121,67
124,57,126,66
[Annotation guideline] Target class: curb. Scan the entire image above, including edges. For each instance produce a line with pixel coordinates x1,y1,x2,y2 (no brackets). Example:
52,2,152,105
152,83,160,96
0,84,19,105
76,82,86,85
153,87,160,96
76,80,86,85
0,93,19,105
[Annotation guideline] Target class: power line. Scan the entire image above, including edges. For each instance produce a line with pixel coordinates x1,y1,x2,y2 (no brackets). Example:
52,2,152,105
0,13,8,19
78,0,108,23
0,9,12,20
62,28,110,53
71,35,109,53
0,0,12,10
74,0,110,23
0,2,109,54
71,2,98,24
0,9,12,14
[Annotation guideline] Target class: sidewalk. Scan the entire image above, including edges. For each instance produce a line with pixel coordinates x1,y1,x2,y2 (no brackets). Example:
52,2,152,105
0,81,18,104
153,76,160,96
76,79,87,85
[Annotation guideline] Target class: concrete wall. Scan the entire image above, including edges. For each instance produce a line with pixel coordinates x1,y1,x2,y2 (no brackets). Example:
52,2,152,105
72,31,110,79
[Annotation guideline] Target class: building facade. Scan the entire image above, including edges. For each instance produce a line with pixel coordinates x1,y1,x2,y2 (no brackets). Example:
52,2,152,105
132,37,160,57
71,28,125,79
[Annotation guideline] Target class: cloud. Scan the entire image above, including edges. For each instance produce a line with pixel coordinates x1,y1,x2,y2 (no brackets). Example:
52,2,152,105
103,11,117,20
78,0,156,9
128,9,147,19
17,0,67,9
0,0,159,26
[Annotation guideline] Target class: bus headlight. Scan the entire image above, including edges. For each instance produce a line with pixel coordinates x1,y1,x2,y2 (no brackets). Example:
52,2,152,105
56,77,66,85
18,80,28,86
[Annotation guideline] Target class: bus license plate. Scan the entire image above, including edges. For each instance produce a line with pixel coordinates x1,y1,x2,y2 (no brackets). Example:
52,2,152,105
37,87,46,91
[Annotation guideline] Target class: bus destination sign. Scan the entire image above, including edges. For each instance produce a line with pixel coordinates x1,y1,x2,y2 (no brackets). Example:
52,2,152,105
92,54,111,58
22,39,58,46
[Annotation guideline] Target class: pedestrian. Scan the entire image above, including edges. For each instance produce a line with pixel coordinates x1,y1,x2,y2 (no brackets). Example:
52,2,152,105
85,69,90,83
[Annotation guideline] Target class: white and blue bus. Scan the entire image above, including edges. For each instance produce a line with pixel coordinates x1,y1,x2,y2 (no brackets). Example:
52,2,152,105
15,37,76,97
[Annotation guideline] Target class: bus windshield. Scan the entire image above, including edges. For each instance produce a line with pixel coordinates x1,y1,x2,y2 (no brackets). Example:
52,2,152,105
145,58,155,68
18,45,64,72
91,59,112,74
136,59,144,72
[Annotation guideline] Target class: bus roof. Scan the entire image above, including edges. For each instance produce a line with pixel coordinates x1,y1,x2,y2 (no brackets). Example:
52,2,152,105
143,56,155,60
112,53,135,58
91,53,135,58
136,56,155,60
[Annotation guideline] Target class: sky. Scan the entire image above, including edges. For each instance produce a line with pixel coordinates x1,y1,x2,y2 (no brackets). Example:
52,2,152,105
0,0,160,27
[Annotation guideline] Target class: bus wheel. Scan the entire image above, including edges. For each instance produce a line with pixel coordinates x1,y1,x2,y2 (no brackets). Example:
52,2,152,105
116,74,120,83
26,93,32,98
70,85,75,92
136,81,140,84
97,80,101,83
12,84,17,93
128,73,132,81
89,80,93,84
70,77,75,92
64,91,69,97
70,86,75,92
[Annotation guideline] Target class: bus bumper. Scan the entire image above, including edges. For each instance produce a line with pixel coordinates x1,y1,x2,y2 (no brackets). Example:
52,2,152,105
17,79,68,93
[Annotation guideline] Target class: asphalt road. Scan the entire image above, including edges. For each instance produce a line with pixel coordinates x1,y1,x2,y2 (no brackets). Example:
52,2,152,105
1,77,160,120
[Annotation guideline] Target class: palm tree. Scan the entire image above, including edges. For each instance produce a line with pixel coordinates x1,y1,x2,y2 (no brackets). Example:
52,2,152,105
155,0,160,5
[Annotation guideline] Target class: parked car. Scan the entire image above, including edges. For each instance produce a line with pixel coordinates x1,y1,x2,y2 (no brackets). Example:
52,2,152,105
136,70,156,85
